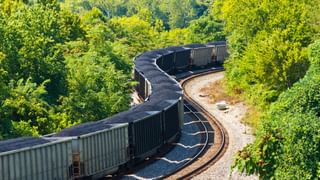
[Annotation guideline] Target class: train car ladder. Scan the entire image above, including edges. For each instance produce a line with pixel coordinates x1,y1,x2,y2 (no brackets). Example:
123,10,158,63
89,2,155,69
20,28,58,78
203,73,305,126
72,153,81,179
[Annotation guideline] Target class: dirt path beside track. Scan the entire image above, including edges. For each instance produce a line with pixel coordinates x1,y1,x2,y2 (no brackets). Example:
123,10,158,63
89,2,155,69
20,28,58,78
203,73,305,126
184,72,258,180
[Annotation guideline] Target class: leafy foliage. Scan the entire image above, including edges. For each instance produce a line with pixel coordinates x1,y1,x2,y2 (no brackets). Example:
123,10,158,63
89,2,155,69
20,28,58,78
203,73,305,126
0,0,223,139
60,0,211,29
61,52,132,123
215,0,320,107
188,14,225,43
213,0,320,178
0,1,133,138
233,41,320,179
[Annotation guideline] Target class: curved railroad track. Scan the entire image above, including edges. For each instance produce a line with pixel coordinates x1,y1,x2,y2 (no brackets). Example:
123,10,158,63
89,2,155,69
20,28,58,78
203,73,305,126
164,69,229,179
118,69,229,180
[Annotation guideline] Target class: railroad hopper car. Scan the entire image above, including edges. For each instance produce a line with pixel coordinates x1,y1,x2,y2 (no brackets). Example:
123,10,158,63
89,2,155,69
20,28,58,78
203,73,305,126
185,44,213,67
131,99,183,144
154,49,175,74
53,122,129,179
167,46,191,71
207,41,228,64
0,137,72,180
0,41,227,180
106,110,163,163
134,68,150,100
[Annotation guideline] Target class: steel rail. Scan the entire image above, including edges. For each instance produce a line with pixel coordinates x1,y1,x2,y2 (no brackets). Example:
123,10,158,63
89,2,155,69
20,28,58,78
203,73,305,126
164,69,228,179
155,102,210,179
118,69,228,180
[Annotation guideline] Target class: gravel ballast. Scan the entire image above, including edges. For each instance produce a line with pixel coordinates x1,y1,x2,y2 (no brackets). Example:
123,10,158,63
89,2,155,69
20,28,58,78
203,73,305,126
122,111,204,179
184,72,258,180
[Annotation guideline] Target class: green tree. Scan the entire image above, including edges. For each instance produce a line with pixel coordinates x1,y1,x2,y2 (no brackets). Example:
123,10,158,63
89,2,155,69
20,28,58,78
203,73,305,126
2,78,51,137
215,0,320,107
160,0,197,28
188,13,225,43
61,52,133,123
1,3,84,102
226,30,309,107
108,15,158,57
233,40,320,179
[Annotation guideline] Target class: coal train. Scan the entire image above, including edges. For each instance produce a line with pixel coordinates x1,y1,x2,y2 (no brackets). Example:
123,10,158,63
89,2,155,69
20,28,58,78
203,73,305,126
0,41,228,180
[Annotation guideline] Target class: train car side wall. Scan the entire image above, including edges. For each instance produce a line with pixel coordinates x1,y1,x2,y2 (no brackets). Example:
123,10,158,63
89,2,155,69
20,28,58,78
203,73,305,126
163,100,181,143
130,111,163,160
191,47,213,66
174,49,191,70
178,98,184,130
73,124,129,179
216,45,228,63
0,139,73,180
145,80,152,100
157,53,175,74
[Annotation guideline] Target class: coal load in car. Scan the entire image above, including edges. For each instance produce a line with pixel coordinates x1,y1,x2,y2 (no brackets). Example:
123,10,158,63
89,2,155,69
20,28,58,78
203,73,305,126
53,120,114,137
0,137,50,153
151,82,181,92
167,46,191,70
106,110,163,160
148,89,182,101
184,43,206,49
136,65,159,73
147,74,175,84
139,51,161,59
143,69,166,79
135,57,156,65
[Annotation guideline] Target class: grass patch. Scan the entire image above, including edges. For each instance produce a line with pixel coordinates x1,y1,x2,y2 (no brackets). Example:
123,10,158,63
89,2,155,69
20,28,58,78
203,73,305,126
200,78,240,104
201,78,261,133
241,105,261,134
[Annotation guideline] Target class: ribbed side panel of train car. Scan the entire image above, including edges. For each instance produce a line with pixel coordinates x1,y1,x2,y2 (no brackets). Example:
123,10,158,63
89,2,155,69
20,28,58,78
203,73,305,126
138,71,147,100
0,138,73,180
134,68,140,92
130,111,162,159
167,47,191,70
134,69,148,99
216,45,228,64
178,98,184,130
145,80,151,99
207,41,228,64
74,123,129,179
191,47,213,67
157,53,175,74
163,100,181,143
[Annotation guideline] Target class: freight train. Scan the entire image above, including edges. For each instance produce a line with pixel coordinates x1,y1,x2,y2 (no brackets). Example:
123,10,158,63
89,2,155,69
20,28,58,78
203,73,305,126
0,41,228,180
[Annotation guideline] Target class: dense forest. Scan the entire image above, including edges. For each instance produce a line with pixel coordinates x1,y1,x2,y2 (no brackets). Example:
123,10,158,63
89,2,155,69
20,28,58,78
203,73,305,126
213,0,320,179
0,0,224,139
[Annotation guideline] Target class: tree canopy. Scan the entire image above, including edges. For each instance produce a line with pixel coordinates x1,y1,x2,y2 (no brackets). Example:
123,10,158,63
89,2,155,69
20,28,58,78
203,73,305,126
233,41,320,179
215,0,320,107
0,1,132,139
214,0,320,178
0,0,224,139
60,0,212,29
